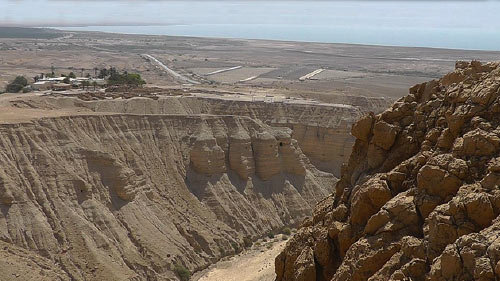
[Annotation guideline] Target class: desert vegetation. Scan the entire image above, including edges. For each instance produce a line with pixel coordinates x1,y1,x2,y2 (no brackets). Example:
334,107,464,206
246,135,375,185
5,76,28,93
173,265,191,281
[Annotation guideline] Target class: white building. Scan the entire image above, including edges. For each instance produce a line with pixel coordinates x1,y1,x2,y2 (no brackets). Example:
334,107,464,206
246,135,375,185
38,77,66,83
32,81,52,91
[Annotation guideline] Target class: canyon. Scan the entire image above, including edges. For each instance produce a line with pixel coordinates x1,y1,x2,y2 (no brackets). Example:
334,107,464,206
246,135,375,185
0,112,335,280
0,86,381,280
15,92,389,177
4,28,500,281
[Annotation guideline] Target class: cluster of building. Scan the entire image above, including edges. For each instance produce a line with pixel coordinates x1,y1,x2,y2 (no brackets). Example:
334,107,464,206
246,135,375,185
32,76,106,91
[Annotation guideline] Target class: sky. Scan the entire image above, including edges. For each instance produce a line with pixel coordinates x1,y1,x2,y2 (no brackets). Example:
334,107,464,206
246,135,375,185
1,0,499,27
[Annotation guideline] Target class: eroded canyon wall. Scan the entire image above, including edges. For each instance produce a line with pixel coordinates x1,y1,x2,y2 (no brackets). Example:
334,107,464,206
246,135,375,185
0,114,335,280
21,95,387,177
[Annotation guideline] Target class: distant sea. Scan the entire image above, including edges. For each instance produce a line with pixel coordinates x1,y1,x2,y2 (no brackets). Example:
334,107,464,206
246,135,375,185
48,1,500,51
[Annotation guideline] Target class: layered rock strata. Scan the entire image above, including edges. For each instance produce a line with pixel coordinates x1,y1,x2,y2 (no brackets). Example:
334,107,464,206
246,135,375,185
0,114,335,280
20,94,388,176
276,61,500,281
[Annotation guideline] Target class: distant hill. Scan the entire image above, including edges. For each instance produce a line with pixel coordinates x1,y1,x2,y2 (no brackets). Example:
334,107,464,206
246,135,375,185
0,27,63,39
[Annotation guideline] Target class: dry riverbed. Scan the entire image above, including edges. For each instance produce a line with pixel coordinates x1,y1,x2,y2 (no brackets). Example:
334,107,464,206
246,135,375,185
192,235,289,281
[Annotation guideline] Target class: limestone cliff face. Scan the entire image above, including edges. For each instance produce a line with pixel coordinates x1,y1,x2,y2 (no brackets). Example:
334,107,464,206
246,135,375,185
189,121,309,181
228,128,255,179
253,131,282,180
290,124,352,176
190,130,227,175
0,114,335,280
276,61,500,281
23,94,379,177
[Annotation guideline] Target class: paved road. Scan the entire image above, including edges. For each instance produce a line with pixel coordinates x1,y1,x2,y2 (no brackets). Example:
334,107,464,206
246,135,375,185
143,54,200,84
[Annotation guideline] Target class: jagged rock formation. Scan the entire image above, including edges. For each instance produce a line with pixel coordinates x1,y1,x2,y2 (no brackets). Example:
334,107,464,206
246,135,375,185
189,122,308,180
0,114,335,280
276,61,500,281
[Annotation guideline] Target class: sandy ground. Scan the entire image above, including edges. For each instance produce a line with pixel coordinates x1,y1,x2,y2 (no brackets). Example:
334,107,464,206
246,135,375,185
193,236,288,281
3,29,500,105
0,91,105,123
0,87,357,124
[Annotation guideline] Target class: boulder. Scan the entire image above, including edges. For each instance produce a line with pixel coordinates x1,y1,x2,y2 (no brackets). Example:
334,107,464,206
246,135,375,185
372,120,399,150
454,128,500,156
351,113,374,142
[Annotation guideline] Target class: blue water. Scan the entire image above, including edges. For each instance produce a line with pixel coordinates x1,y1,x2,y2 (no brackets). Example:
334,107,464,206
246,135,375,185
60,24,500,51
8,1,498,51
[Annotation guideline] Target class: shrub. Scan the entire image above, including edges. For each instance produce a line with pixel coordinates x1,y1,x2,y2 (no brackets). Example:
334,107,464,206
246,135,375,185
231,242,240,253
267,232,275,239
243,237,253,248
6,83,23,93
282,235,289,241
173,264,190,281
281,227,291,236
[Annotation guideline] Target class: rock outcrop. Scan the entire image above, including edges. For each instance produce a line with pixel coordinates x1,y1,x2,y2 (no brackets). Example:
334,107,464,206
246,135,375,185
228,127,256,179
190,127,227,175
276,61,500,281
0,114,335,280
190,121,310,180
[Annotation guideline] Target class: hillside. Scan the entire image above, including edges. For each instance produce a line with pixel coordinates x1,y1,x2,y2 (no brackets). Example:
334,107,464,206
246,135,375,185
13,93,388,177
0,114,335,280
276,61,500,281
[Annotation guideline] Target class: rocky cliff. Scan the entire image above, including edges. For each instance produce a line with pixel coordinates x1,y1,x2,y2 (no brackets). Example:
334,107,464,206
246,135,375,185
18,94,387,177
0,114,335,280
276,61,500,281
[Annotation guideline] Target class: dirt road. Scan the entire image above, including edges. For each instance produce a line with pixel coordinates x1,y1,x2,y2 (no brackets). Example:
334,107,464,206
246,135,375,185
193,236,288,281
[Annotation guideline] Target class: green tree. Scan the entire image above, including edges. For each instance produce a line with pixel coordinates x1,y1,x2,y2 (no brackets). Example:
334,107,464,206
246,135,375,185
6,84,23,93
68,72,76,78
5,76,28,93
107,71,146,86
98,68,108,79
12,76,28,86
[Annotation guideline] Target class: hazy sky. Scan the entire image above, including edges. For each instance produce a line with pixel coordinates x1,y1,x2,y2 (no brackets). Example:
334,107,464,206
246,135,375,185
1,0,499,27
